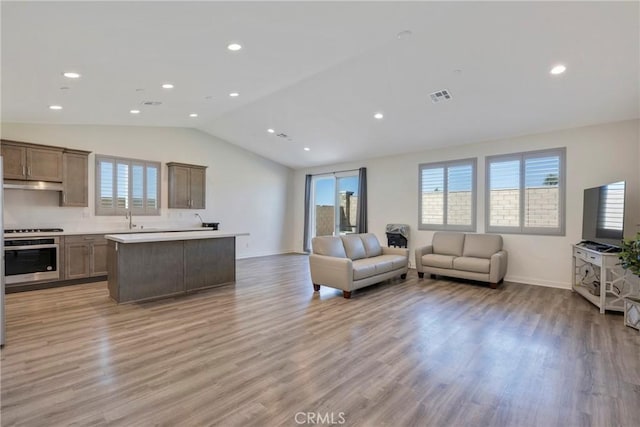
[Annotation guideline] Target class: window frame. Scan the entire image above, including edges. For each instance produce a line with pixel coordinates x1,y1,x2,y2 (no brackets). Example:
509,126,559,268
485,147,566,236
418,157,477,232
95,154,161,216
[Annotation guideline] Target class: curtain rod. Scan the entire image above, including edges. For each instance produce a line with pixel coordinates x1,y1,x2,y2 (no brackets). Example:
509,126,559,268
309,168,360,177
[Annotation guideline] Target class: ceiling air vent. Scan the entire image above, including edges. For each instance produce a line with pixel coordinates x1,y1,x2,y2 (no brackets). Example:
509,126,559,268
429,89,452,104
141,101,162,106
276,133,288,138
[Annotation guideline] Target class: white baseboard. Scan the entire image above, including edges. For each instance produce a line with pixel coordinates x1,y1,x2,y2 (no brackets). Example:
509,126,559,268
237,253,573,291
505,275,571,290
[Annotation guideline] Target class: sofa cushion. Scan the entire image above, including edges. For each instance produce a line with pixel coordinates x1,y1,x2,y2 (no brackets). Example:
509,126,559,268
341,235,367,260
312,236,347,258
463,234,503,259
453,256,490,273
376,254,409,270
432,232,465,257
373,258,394,275
360,233,383,257
376,254,408,270
352,258,380,280
421,254,456,269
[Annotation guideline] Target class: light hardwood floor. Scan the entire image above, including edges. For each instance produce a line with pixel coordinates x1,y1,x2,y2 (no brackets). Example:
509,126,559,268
1,254,639,426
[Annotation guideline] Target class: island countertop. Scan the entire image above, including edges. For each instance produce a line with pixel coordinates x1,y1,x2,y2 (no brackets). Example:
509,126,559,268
105,230,249,244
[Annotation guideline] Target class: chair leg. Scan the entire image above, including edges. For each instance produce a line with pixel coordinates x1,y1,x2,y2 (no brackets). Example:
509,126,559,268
431,274,437,279
489,282,497,289
343,291,352,299
418,272,424,279
313,284,320,291
401,273,407,279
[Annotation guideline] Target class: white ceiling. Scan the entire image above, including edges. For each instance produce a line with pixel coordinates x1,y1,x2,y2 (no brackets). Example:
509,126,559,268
2,1,639,169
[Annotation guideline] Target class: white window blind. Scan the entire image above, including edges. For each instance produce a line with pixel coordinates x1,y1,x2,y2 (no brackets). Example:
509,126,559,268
486,148,565,235
95,155,161,216
419,158,476,231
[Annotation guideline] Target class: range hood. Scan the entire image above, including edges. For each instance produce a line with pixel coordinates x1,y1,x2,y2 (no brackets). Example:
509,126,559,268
3,180,63,192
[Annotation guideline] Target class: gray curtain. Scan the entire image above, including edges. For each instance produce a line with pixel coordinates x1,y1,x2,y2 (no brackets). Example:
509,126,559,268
356,167,368,233
303,174,312,252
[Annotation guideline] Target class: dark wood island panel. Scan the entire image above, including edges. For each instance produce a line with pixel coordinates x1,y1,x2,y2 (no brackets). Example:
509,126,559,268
106,232,241,303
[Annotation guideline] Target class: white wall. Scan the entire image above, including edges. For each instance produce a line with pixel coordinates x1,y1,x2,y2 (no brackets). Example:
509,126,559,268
1,123,295,258
290,119,640,289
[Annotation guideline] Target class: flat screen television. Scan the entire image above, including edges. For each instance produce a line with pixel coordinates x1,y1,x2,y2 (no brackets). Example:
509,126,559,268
582,181,626,249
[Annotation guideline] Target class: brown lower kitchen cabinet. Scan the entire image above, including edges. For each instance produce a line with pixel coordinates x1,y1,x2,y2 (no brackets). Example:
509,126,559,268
65,235,108,279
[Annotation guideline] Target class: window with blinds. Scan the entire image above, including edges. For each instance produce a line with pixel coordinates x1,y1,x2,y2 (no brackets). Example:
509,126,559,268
486,148,565,235
95,155,161,216
419,158,476,231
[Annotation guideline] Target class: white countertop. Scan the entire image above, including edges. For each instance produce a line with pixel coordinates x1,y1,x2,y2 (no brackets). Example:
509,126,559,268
3,227,208,239
105,230,249,244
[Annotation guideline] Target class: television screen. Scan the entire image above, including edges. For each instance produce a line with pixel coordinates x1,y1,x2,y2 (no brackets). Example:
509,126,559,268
582,181,626,247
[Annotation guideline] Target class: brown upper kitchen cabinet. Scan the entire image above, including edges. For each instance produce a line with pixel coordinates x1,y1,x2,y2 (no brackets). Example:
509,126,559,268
1,140,63,182
167,162,207,209
60,149,90,207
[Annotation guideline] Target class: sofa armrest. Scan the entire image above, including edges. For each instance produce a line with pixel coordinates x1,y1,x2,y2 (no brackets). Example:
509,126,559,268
489,250,508,283
414,245,433,273
309,254,353,291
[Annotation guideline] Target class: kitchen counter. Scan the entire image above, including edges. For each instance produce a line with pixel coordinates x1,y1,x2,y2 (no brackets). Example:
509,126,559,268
3,227,209,238
104,230,248,244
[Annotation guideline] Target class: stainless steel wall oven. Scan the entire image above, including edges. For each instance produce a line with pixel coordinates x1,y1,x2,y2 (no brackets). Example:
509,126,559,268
4,237,60,284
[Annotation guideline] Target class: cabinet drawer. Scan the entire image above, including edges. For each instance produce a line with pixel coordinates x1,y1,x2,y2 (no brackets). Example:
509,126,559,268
574,247,601,265
66,234,107,244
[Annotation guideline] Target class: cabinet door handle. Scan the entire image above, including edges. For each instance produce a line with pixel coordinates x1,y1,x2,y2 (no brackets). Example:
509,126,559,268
63,193,67,203
22,165,26,176
27,166,31,177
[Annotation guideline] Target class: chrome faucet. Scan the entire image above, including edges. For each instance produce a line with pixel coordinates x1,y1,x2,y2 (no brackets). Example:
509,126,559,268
125,211,137,230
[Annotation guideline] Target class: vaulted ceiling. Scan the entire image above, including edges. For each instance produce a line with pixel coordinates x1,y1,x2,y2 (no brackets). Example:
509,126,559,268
2,1,638,169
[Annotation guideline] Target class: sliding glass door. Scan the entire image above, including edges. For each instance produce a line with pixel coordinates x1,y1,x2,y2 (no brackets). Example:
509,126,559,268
310,173,359,238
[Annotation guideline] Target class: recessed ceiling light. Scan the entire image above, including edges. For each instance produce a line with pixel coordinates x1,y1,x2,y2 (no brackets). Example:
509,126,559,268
162,83,174,89
374,112,384,119
130,109,140,114
550,64,566,75
227,43,242,51
229,92,239,97
267,128,275,133
189,113,198,118
304,147,310,151
49,105,63,110
63,72,81,79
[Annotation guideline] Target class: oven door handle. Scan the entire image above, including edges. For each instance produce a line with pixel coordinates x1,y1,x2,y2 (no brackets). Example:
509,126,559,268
4,244,59,251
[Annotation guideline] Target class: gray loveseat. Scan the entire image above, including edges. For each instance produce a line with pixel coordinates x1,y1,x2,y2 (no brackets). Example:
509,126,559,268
415,232,508,288
310,233,409,298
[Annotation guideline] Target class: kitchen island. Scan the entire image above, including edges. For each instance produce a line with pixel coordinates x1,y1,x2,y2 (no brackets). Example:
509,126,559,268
105,231,249,303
